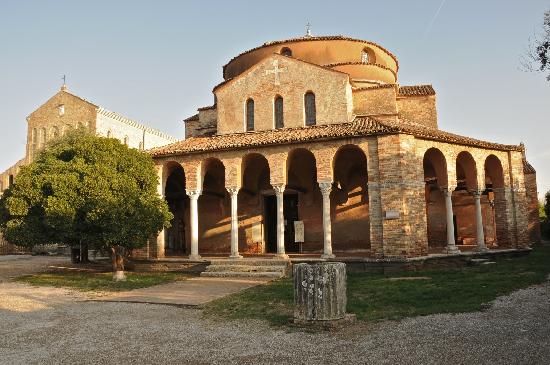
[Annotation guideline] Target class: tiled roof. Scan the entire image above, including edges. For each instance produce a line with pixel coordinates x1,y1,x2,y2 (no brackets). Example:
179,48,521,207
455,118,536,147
324,62,398,79
375,117,521,151
97,108,178,142
398,85,436,96
197,105,217,111
223,35,399,79
184,113,199,122
149,117,522,157
524,160,536,174
354,84,396,91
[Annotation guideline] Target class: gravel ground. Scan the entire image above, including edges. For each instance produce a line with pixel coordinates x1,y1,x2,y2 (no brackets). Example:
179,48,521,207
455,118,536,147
0,257,549,364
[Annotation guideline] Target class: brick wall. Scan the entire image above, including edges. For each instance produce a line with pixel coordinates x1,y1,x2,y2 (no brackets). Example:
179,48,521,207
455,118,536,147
216,54,353,135
397,95,438,129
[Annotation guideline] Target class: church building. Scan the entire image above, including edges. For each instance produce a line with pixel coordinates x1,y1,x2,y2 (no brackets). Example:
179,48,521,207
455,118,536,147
0,85,177,254
146,34,541,261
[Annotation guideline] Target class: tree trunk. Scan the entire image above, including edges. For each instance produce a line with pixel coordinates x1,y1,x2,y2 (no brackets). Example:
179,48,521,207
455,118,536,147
71,247,80,264
110,246,126,281
80,242,89,263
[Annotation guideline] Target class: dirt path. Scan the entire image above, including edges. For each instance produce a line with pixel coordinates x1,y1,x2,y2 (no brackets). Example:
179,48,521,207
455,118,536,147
1,256,549,364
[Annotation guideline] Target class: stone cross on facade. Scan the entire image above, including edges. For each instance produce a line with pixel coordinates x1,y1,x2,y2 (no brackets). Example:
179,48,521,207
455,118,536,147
265,60,285,86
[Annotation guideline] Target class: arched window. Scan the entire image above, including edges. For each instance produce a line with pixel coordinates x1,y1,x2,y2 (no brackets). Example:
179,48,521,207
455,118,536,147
281,47,292,57
246,98,254,131
304,92,316,126
274,96,284,129
51,126,60,139
40,127,47,146
107,130,112,138
361,50,369,64
123,136,129,146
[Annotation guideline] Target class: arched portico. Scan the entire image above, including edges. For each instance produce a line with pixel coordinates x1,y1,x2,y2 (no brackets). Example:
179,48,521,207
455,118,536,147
332,144,370,252
423,148,454,252
198,158,230,255
485,154,510,247
163,162,188,256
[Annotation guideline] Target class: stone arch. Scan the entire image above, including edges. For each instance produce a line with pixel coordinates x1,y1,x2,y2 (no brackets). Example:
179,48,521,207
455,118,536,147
284,148,319,253
163,161,188,256
423,148,448,249
332,144,370,251
456,151,478,191
199,157,230,254
453,151,482,246
240,153,272,253
485,154,510,247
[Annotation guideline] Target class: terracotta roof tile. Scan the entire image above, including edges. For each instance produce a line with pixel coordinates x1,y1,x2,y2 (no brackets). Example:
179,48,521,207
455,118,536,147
223,35,399,79
183,113,199,122
149,117,522,158
524,160,536,174
398,85,435,96
324,62,398,79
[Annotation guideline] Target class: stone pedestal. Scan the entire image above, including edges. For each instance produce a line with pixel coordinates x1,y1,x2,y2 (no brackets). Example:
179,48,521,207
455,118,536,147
293,262,349,322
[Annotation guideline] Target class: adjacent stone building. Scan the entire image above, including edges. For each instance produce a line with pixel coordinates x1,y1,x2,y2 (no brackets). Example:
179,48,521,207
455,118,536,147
146,35,540,261
0,85,177,253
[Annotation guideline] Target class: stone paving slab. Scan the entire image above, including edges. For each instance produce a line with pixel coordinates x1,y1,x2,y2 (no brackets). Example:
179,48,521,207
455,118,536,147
96,276,272,307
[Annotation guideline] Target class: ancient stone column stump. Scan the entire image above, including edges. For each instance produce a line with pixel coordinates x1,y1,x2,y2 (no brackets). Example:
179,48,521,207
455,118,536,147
293,262,355,327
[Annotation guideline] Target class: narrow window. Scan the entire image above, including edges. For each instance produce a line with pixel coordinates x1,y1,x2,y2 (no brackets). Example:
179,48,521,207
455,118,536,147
58,104,65,116
281,47,292,57
305,92,316,126
124,136,129,146
107,130,112,138
246,99,254,131
8,175,14,187
361,51,369,64
274,96,284,129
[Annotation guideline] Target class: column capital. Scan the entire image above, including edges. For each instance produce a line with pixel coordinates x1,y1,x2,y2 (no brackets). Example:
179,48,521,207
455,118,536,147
185,189,202,199
471,189,483,198
441,186,456,196
318,181,332,196
226,186,240,196
272,183,285,195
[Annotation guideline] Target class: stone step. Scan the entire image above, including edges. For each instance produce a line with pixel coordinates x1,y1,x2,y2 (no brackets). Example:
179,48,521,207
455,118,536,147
205,265,287,273
200,271,285,279
208,259,289,266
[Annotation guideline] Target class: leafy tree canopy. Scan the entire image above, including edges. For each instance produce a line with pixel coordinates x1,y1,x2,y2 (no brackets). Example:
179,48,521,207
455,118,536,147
523,9,550,81
0,130,172,254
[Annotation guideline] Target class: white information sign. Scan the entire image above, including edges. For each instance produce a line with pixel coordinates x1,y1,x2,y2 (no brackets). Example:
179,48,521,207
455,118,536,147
294,221,305,243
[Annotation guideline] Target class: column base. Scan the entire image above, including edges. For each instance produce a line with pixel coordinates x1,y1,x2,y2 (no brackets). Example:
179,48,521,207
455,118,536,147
475,246,489,253
229,254,243,259
321,253,336,259
188,254,202,261
444,245,461,255
275,253,289,260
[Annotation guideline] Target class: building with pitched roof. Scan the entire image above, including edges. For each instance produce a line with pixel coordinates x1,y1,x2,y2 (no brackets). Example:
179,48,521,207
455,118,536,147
147,34,540,264
0,85,177,254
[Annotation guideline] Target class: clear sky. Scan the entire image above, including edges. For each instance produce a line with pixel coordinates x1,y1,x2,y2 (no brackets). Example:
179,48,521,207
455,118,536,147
1,0,549,198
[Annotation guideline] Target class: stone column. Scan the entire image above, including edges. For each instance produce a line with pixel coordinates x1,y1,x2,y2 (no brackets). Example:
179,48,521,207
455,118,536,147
319,182,335,259
273,184,288,259
227,187,242,259
186,189,201,260
442,187,460,254
473,190,488,252
155,165,166,259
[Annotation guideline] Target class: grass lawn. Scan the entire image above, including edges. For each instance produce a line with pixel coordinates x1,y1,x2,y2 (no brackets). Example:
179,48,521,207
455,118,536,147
16,271,189,292
203,243,550,326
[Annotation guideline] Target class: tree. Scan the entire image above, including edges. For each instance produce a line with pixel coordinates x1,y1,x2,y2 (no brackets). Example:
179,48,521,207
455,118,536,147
542,192,550,239
522,9,550,81
0,130,172,280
